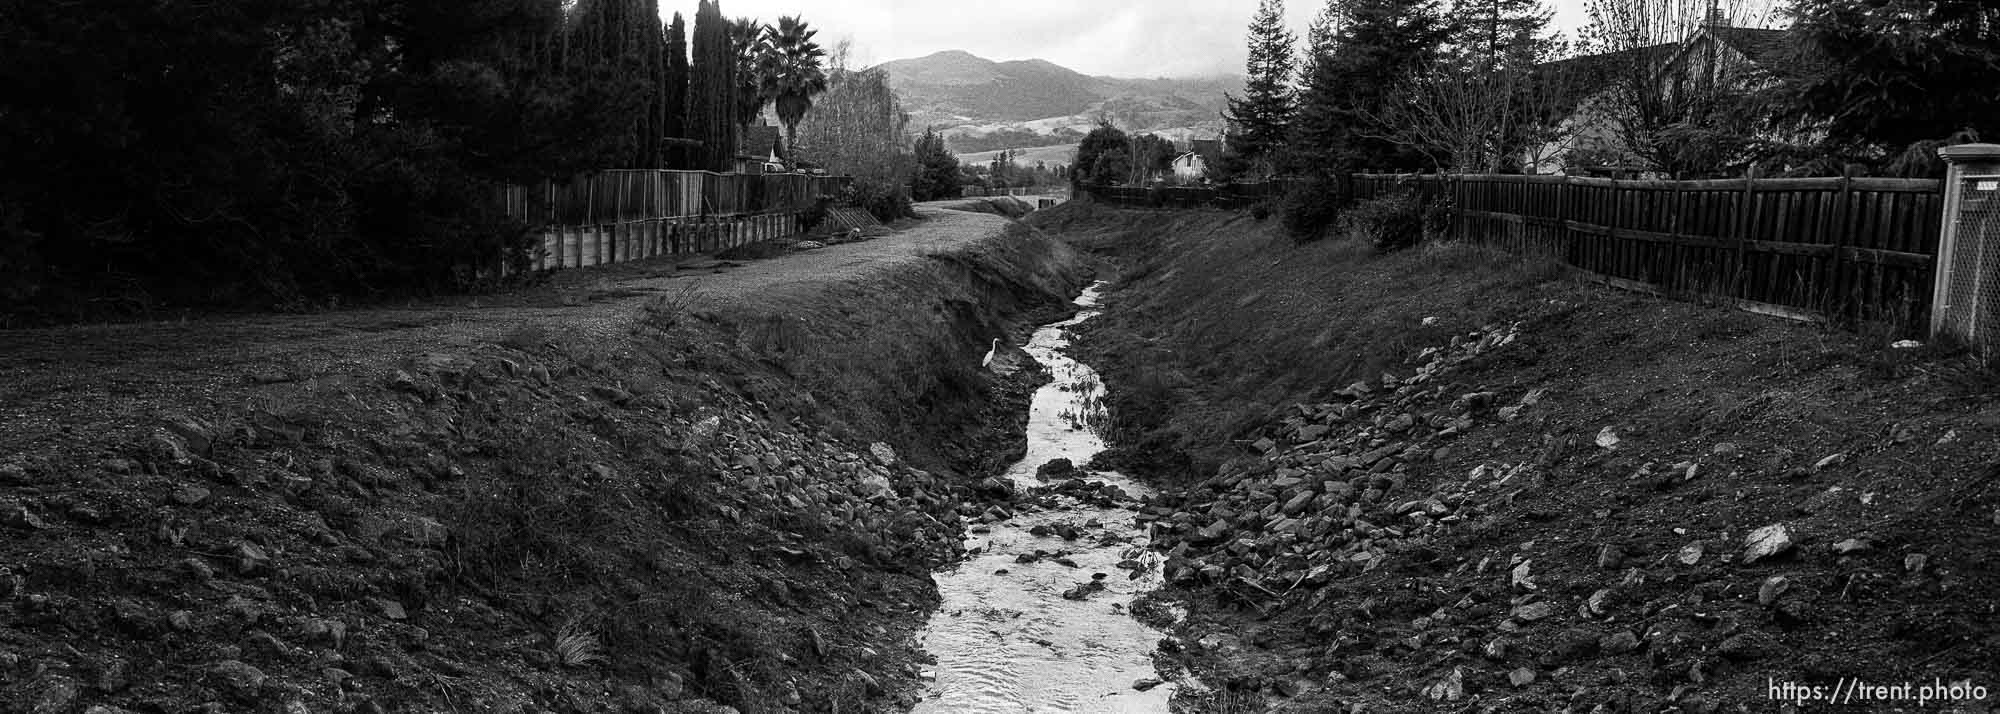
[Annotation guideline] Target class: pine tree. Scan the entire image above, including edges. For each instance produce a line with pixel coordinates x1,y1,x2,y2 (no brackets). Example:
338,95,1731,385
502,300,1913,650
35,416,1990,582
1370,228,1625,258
1222,0,1298,177
1300,0,1344,80
1450,0,1554,70
662,12,691,168
910,127,961,201
1776,0,2000,175
1290,0,1453,175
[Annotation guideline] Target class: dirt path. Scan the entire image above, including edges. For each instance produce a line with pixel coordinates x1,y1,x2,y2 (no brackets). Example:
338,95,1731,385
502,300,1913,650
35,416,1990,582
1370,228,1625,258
0,207,1014,456
0,205,1090,713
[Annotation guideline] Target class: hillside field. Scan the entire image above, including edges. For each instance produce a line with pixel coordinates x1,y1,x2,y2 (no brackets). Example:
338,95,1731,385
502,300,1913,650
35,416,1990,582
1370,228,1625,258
956,143,1079,170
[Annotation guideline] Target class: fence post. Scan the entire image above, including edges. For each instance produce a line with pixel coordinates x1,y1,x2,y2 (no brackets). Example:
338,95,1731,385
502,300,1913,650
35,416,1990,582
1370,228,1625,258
1733,172,1757,300
1830,167,1857,319
1452,175,1466,243
1932,144,2000,357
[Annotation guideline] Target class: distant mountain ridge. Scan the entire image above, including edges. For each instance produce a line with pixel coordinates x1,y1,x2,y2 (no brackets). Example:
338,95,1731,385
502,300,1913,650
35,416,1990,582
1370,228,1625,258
872,50,1235,147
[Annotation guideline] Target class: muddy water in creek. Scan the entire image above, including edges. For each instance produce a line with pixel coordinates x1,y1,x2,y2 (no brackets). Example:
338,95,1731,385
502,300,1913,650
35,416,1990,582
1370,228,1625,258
913,282,1176,713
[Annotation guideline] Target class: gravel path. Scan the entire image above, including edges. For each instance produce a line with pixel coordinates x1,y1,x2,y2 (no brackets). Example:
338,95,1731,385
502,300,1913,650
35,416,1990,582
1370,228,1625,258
0,206,1017,455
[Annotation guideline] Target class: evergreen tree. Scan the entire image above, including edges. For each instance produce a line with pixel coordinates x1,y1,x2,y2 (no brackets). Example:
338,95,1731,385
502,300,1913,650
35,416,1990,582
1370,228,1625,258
1128,134,1177,184
1222,0,1298,177
1073,120,1132,187
663,12,691,168
688,0,737,171
1773,0,2000,175
639,0,664,167
1367,0,1565,172
1290,0,1453,175
563,0,663,168
1450,0,1554,70
0,0,626,311
911,127,962,200
1300,0,1345,80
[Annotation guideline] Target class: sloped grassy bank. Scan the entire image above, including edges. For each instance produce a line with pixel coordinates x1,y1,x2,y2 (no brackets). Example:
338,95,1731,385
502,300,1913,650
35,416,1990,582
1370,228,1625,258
1038,202,1999,712
0,213,1084,713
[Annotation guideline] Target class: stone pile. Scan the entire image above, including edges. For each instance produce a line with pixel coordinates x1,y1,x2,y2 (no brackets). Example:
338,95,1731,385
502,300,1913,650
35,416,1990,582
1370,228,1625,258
1145,322,1526,592
680,410,966,570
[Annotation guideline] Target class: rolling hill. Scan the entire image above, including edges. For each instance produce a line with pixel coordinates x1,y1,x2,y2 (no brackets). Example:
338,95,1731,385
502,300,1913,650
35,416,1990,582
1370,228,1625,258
872,50,1235,164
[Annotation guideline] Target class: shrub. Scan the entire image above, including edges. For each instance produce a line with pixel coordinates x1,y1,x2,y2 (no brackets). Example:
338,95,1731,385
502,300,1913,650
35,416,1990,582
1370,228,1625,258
838,178,914,223
803,194,834,229
1280,178,1344,243
1248,199,1275,221
1341,189,1427,253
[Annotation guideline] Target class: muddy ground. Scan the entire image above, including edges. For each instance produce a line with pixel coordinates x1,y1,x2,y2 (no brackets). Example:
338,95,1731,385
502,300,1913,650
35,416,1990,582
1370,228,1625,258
1034,202,2000,713
0,207,1086,713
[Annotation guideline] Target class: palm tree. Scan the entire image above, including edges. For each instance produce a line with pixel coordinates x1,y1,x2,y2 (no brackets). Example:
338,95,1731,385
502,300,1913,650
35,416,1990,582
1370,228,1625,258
760,15,829,160
728,17,771,137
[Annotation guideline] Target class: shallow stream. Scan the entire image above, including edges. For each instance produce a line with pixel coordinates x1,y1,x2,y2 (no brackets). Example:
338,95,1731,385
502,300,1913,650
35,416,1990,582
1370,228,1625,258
912,282,1177,712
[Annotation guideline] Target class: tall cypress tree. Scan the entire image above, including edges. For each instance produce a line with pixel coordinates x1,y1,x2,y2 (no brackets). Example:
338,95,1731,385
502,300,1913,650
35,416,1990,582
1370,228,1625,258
1222,0,1297,177
688,0,737,171
663,12,691,168
637,0,664,168
566,0,660,168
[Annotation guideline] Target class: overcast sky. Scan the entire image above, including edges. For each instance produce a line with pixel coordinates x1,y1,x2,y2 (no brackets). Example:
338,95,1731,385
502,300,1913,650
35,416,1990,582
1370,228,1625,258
678,1,1632,78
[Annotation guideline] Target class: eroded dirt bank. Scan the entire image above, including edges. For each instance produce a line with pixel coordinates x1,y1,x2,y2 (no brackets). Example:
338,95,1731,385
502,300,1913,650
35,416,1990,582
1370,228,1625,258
0,208,1084,713
1034,202,1999,712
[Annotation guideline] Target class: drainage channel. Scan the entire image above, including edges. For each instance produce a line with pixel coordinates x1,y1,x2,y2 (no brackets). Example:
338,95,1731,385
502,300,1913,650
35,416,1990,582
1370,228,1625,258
913,282,1177,713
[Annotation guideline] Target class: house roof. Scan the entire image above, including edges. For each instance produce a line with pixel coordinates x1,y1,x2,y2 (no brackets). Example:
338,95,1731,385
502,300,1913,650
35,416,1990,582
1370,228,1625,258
737,125,781,159
1710,26,1793,66
1532,24,1795,114
1190,139,1223,166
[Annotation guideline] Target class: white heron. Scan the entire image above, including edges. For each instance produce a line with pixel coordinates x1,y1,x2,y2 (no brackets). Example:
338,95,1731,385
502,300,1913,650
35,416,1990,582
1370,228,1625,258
980,338,1000,369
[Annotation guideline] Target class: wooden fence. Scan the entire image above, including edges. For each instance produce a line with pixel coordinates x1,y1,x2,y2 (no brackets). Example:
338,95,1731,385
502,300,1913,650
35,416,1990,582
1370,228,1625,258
1351,173,1943,324
960,186,1060,198
1084,181,1294,209
1085,173,1943,324
498,170,850,271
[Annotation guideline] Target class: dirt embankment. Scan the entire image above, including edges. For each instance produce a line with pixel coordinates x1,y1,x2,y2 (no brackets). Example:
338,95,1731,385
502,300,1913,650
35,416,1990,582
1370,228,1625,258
0,208,1085,713
1036,202,2000,712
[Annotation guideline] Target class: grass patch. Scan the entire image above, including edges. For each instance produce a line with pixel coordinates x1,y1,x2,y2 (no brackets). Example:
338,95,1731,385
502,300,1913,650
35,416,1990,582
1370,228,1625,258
1064,207,1570,481
641,283,704,332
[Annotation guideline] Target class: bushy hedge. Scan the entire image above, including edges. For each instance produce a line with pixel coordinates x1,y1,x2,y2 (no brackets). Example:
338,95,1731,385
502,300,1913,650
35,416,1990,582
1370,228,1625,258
1279,177,1347,242
1339,187,1455,253
839,178,915,223
0,1,661,323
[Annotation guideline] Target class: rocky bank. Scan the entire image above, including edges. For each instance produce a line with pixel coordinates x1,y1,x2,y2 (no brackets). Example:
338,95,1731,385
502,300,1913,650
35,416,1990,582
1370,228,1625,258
1040,202,2000,712
0,209,1085,713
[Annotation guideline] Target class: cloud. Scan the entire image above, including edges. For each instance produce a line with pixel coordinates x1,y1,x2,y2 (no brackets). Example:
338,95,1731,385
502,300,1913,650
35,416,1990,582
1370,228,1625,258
685,0,1267,77
680,0,1748,78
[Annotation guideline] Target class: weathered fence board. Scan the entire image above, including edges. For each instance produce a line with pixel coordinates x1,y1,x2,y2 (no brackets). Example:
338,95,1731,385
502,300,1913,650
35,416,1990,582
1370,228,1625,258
497,170,849,272
1091,172,1943,326
1351,172,1942,325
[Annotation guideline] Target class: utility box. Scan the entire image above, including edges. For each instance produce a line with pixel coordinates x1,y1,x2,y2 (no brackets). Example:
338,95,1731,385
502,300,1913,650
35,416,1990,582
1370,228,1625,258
1931,144,2000,359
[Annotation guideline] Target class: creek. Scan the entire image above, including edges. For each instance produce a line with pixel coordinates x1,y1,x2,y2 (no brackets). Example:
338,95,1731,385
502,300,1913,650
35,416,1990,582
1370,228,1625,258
912,282,1177,713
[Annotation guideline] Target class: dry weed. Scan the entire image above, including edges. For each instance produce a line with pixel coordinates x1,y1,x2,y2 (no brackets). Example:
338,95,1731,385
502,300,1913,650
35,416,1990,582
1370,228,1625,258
552,618,606,668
